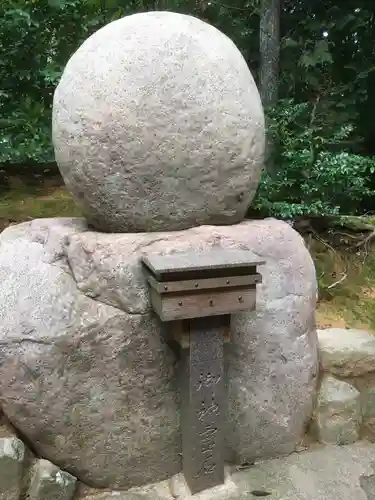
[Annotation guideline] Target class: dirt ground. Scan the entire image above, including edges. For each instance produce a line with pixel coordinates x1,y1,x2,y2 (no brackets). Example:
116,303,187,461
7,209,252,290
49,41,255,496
316,303,375,332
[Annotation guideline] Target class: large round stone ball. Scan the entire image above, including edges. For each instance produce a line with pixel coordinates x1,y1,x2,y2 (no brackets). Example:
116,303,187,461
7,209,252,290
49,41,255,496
52,11,265,233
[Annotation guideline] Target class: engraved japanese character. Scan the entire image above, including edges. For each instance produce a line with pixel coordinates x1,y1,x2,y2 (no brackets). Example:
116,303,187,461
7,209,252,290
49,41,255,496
197,401,219,422
196,372,221,391
194,457,216,478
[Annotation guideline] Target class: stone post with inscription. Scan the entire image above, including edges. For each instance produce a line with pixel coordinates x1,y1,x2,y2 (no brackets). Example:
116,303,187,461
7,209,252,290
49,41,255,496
142,250,264,493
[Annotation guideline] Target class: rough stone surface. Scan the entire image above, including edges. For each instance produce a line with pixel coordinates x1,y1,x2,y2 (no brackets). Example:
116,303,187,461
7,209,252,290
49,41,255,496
314,375,361,445
233,442,375,500
363,418,375,442
0,437,25,500
83,493,166,500
360,463,375,500
0,217,317,488
360,385,375,442
361,386,375,420
76,443,375,500
28,459,77,500
52,11,265,233
83,467,237,500
0,219,180,489
0,410,18,439
318,328,375,377
167,468,237,499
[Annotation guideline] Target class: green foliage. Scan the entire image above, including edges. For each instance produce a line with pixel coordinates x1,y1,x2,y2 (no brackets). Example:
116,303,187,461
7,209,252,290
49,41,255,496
254,2,375,218
0,0,201,166
0,0,141,166
0,0,91,164
254,99,375,218
1,0,375,220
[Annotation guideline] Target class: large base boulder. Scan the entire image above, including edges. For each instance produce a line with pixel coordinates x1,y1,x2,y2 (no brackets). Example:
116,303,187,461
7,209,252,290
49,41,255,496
0,218,318,488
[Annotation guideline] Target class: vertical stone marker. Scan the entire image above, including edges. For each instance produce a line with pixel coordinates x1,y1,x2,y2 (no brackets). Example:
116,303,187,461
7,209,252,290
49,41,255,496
181,316,225,492
142,249,264,494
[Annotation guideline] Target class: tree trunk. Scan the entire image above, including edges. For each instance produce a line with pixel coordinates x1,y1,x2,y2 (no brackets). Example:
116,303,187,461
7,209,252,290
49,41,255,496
259,0,280,174
260,0,280,107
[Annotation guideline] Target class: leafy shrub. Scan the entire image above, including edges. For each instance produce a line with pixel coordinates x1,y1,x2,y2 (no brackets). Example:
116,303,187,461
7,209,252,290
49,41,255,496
253,99,375,218
0,0,198,166
0,0,109,166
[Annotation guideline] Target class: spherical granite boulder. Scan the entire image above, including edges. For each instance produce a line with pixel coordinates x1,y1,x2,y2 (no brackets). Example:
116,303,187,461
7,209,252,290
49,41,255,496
52,11,265,233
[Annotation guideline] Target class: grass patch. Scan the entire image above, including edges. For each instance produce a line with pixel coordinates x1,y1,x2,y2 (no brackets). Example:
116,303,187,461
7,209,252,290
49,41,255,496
0,182,81,226
311,238,375,331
